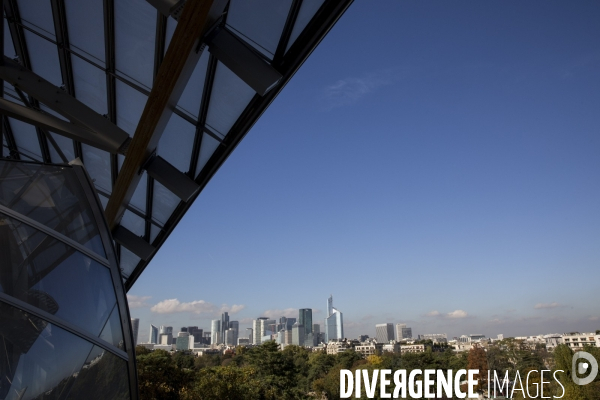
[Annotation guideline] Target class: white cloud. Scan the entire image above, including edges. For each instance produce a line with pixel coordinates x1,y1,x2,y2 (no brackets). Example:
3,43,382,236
534,302,562,310
321,69,398,109
447,310,468,319
426,310,441,317
150,299,246,316
127,295,151,309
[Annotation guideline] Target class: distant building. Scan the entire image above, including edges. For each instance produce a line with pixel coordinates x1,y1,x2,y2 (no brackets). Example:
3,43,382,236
326,340,352,355
149,324,159,344
188,327,203,342
252,317,273,345
211,320,221,345
376,323,394,343
401,344,425,354
396,324,412,339
159,326,173,344
225,329,237,346
418,333,447,342
544,334,563,351
299,309,313,338
238,338,250,346
221,312,230,343
325,295,344,342
229,321,239,345
176,333,194,351
278,317,296,331
131,318,139,346
562,333,599,350
358,335,370,342
292,323,305,346
356,343,384,356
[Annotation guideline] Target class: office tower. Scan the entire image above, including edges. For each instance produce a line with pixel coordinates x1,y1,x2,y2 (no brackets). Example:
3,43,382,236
246,328,253,344
180,327,188,333
325,295,344,342
131,318,139,346
221,312,229,343
149,324,159,344
376,323,395,343
278,317,296,331
211,319,221,345
225,329,236,345
159,325,173,345
176,332,193,351
252,318,267,345
188,327,203,342
292,323,305,346
395,324,412,340
313,324,321,346
285,330,293,345
299,309,313,338
229,321,239,345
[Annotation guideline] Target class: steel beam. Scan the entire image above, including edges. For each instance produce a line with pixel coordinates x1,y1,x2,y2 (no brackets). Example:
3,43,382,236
104,0,227,229
144,155,199,201
206,27,282,96
0,57,131,154
113,225,155,261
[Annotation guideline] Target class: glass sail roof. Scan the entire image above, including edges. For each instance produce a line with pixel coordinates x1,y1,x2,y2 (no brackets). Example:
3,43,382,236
0,0,352,290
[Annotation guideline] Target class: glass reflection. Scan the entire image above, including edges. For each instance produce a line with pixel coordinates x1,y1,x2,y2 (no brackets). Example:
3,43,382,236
0,302,129,400
0,161,106,257
0,213,117,337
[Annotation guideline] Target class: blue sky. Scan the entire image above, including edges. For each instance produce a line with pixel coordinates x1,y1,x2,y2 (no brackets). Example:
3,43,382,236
129,1,600,341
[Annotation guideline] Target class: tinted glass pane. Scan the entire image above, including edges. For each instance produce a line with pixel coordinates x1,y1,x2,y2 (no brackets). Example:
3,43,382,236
65,0,106,65
4,21,16,58
0,160,106,257
157,114,195,173
65,345,130,400
0,302,130,400
149,224,161,243
7,118,42,161
286,0,326,52
177,49,210,119
72,55,108,115
16,0,55,37
82,144,112,195
195,132,220,178
129,172,147,214
115,0,156,88
0,301,93,399
99,305,125,350
23,31,62,87
47,133,75,164
226,0,292,58
0,213,117,336
120,210,145,237
119,247,140,280
151,181,179,225
205,62,255,136
116,81,148,136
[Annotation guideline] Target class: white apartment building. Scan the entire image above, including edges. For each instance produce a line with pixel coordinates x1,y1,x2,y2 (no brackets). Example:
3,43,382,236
562,333,599,350
400,344,425,354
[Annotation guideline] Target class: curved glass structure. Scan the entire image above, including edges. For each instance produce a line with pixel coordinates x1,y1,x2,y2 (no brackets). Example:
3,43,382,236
0,159,135,399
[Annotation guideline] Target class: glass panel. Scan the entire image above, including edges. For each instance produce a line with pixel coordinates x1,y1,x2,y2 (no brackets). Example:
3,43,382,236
0,160,106,257
119,247,140,279
65,345,130,400
151,181,179,225
157,114,195,173
226,0,293,58
72,55,108,115
0,214,117,336
0,301,94,400
165,17,177,54
98,193,109,210
149,224,161,243
23,30,63,87
16,0,55,37
195,132,220,178
177,49,210,119
65,0,106,65
286,0,326,52
115,0,156,88
82,144,112,195
99,305,125,350
120,210,145,237
129,172,147,214
205,62,255,136
7,118,42,161
116,81,148,135
4,20,16,58
47,133,75,164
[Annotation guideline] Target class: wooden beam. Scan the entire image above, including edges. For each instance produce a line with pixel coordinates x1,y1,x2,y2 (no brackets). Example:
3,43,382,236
104,0,220,229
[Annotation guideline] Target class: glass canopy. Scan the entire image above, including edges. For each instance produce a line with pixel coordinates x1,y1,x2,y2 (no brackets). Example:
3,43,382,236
0,0,353,290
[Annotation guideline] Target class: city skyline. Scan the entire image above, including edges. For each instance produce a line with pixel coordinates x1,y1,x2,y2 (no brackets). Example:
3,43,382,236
127,0,600,342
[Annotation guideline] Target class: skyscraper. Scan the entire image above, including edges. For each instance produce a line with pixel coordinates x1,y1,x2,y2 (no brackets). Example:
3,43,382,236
299,309,313,337
292,323,305,346
252,318,267,345
131,318,139,346
221,312,229,343
395,324,412,339
149,324,159,344
211,319,221,345
159,326,173,345
229,321,239,345
325,295,344,342
376,323,394,343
